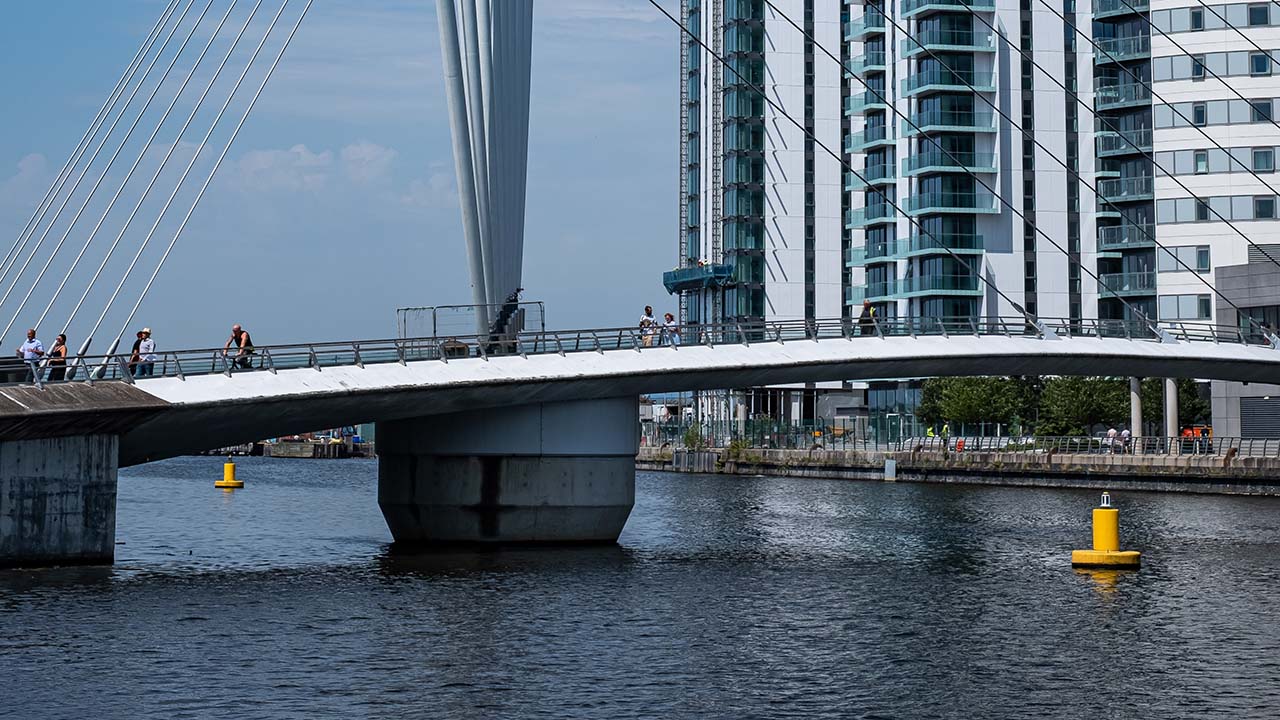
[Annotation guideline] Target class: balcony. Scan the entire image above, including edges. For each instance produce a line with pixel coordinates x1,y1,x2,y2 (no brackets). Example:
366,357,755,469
847,51,887,76
1094,35,1150,64
1098,271,1157,298
847,126,895,152
662,264,734,294
901,0,995,18
847,238,903,265
905,233,984,257
845,164,896,190
1095,82,1151,111
903,150,997,176
902,109,997,135
845,285,866,306
1097,175,1154,203
902,70,996,96
902,30,997,58
1094,0,1148,20
905,190,1000,215
845,12,886,40
846,203,898,228
1097,223,1156,251
845,89,891,115
898,273,983,296
866,278,899,301
1095,127,1152,157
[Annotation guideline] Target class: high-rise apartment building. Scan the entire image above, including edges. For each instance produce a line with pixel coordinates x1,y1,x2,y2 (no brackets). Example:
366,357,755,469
668,0,1280,435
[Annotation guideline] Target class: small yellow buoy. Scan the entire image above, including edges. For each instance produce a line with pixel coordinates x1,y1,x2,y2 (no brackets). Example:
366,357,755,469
1071,491,1140,569
215,454,244,489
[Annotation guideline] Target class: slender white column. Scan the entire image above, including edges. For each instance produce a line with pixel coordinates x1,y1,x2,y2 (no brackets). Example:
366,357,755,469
437,0,489,332
1130,377,1143,449
1165,378,1179,441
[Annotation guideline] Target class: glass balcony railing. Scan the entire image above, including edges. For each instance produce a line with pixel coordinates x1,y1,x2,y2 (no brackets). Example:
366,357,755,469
905,190,999,215
905,233,984,255
845,164,896,190
662,264,734,293
902,30,996,58
1097,223,1156,251
898,274,982,295
903,150,997,175
1095,82,1152,111
1094,35,1150,64
902,70,996,96
1097,175,1154,202
848,51,887,75
847,238,904,265
901,0,995,17
846,204,898,227
845,285,866,306
1095,128,1152,157
866,278,899,300
1094,0,1148,19
845,12,886,40
1098,271,1157,298
847,126,894,152
902,110,997,135
846,89,891,115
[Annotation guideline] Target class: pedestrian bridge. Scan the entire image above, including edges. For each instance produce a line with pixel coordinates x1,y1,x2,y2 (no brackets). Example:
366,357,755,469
0,316,1274,465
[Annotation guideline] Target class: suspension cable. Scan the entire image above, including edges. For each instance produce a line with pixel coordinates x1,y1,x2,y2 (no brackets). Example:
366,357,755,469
80,0,288,345
758,0,1166,335
21,0,236,338
877,0,1269,336
24,0,254,341
107,0,314,353
0,0,182,283
0,0,201,318
645,0,1039,330
1052,0,1280,270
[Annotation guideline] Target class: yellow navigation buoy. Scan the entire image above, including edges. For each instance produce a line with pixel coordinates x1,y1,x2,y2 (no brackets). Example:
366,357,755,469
1071,492,1140,569
215,455,244,489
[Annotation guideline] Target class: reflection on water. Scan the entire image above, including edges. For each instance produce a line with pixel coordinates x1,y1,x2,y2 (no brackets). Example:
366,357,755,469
2,457,1279,718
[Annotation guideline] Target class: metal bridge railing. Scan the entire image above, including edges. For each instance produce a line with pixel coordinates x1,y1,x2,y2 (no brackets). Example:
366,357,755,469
0,315,1274,387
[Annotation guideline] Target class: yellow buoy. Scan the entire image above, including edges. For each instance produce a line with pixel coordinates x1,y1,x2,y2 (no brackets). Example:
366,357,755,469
1071,492,1140,569
215,455,244,489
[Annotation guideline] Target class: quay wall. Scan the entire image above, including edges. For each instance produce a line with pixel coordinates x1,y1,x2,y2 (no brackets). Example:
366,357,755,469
636,447,1280,495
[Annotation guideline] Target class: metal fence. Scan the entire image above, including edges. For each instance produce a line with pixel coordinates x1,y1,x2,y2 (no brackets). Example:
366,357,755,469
2,314,1275,388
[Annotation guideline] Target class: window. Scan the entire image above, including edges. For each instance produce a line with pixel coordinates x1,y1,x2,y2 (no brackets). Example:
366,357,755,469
1192,55,1206,80
1252,52,1272,76
1190,7,1204,29
1252,99,1273,122
1249,3,1269,26
1254,147,1275,172
1158,245,1211,272
1159,294,1213,320
1194,150,1209,173
1255,195,1276,219
1196,198,1211,221
1193,102,1208,126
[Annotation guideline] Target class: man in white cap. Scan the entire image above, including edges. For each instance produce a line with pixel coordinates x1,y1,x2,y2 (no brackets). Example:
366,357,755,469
136,327,157,377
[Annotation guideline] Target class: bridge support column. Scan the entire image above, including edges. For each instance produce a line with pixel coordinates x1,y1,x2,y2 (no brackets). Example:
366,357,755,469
1130,377,1143,452
0,435,118,568
377,397,637,545
1164,378,1179,443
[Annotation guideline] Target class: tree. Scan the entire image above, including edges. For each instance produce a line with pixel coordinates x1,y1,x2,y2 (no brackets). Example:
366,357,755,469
1037,377,1130,436
916,377,1039,429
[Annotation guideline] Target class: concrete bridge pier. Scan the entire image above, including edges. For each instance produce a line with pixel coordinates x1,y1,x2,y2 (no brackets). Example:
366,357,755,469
0,435,118,568
376,397,638,546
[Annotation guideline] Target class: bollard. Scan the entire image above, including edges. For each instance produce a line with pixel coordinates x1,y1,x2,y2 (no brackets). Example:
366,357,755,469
215,454,244,489
1071,491,1139,568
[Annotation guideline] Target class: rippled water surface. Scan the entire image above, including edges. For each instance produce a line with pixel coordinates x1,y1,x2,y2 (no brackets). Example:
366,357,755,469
3,456,1280,718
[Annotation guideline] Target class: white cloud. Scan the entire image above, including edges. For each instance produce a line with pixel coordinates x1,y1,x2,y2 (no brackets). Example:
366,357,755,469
341,141,397,185
401,171,458,210
0,153,50,208
230,144,334,193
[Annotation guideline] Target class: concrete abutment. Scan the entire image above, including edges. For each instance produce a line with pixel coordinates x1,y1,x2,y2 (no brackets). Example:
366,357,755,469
0,434,118,568
377,398,638,545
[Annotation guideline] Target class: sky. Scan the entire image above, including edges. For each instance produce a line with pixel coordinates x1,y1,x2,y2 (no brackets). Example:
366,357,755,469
0,0,679,350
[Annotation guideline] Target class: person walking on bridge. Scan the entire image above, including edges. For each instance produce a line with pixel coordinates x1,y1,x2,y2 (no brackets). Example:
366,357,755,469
47,334,68,382
639,306,657,348
136,328,156,377
15,329,44,382
662,312,681,346
224,324,255,370
858,299,877,336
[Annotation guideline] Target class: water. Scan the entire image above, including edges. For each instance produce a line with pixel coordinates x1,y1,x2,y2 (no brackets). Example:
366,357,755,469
3,457,1280,719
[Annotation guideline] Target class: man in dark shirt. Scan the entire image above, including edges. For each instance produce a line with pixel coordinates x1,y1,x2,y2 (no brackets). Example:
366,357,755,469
224,324,254,369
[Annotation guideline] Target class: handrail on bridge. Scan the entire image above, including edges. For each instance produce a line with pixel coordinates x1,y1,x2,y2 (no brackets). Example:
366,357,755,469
0,315,1272,387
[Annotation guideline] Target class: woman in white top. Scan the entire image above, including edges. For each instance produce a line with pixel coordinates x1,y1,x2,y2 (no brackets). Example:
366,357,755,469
662,313,680,346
